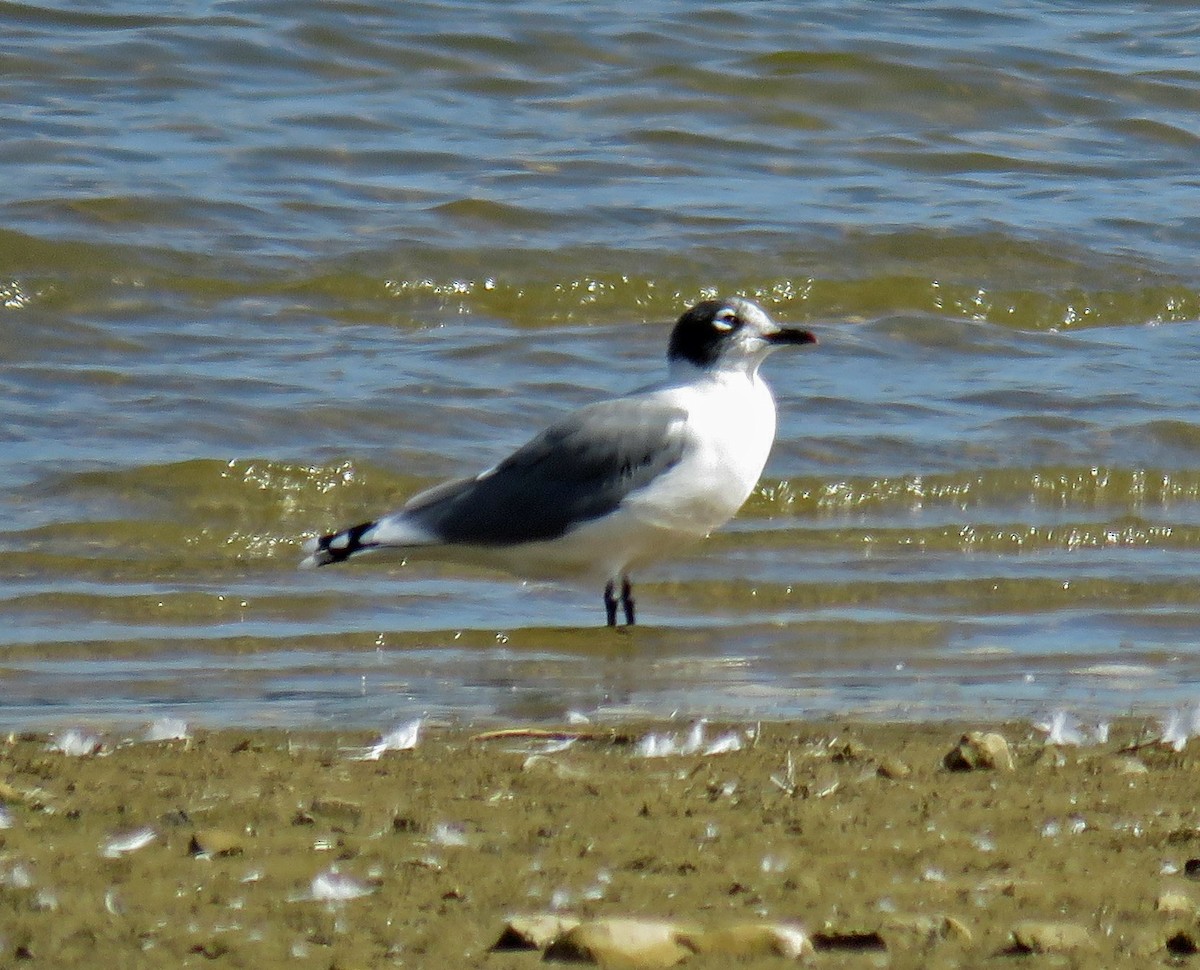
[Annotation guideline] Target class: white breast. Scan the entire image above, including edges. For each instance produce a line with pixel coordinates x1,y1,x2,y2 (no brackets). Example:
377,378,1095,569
622,370,777,538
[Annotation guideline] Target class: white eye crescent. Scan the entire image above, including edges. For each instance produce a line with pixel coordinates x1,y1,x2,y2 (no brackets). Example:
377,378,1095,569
713,309,737,331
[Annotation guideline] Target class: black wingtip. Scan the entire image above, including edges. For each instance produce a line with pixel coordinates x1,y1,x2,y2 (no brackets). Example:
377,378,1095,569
307,521,376,567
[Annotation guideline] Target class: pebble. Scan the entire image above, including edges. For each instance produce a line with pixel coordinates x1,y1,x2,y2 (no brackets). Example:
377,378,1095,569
309,797,363,824
876,757,912,780
811,928,886,951
498,916,814,962
943,732,1014,772
1111,756,1149,776
881,913,973,947
1166,930,1200,955
544,918,692,967
188,829,244,858
1009,920,1095,953
1155,890,1194,916
678,923,812,959
492,914,582,951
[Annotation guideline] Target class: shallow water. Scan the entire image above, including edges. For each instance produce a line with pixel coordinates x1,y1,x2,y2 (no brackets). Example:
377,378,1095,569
3,1,1200,727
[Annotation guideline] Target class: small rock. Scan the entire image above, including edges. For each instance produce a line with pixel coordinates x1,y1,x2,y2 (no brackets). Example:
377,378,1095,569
832,739,869,762
811,929,887,951
1009,920,1095,954
392,814,422,834
876,757,911,780
1166,930,1200,955
188,829,244,858
189,940,229,960
944,732,1014,772
942,915,972,943
492,914,582,951
678,923,812,959
1155,890,1194,916
1111,756,1149,776
881,913,972,947
310,797,363,824
545,918,692,967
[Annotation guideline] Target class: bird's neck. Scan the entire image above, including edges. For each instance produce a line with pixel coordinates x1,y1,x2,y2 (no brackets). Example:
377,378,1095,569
667,357,764,387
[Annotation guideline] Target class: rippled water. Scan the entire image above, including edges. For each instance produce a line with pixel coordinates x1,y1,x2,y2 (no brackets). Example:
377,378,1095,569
4,1,1200,727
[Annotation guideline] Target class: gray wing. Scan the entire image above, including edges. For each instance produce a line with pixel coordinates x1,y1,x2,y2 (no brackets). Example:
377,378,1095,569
402,395,689,546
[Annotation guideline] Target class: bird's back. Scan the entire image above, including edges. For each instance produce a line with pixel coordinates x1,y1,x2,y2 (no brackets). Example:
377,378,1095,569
370,392,689,549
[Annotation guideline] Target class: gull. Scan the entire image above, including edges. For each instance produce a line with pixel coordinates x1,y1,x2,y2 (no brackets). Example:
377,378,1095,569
301,297,817,626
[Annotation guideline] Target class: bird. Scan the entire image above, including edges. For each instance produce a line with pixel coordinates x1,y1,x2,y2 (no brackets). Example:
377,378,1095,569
300,296,817,626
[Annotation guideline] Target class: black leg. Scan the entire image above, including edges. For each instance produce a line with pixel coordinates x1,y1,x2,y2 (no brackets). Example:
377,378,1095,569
603,580,618,627
620,576,636,626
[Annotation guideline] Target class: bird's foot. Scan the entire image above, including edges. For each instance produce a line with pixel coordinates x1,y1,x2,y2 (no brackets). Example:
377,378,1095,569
603,578,636,627
621,577,636,626
603,580,619,627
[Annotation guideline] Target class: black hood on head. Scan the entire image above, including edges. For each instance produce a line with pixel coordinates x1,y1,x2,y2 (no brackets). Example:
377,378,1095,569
667,299,742,368
667,299,816,368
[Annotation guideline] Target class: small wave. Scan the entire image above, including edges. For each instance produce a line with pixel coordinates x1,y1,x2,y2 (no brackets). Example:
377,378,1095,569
754,467,1200,515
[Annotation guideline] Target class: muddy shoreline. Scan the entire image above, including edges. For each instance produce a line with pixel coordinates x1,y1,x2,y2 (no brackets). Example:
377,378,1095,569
2,718,1198,967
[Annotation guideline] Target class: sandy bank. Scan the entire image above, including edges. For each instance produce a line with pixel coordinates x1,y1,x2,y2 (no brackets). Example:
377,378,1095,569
1,717,1197,967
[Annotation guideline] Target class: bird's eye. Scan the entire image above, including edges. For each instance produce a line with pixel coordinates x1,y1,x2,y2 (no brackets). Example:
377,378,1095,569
713,309,739,332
